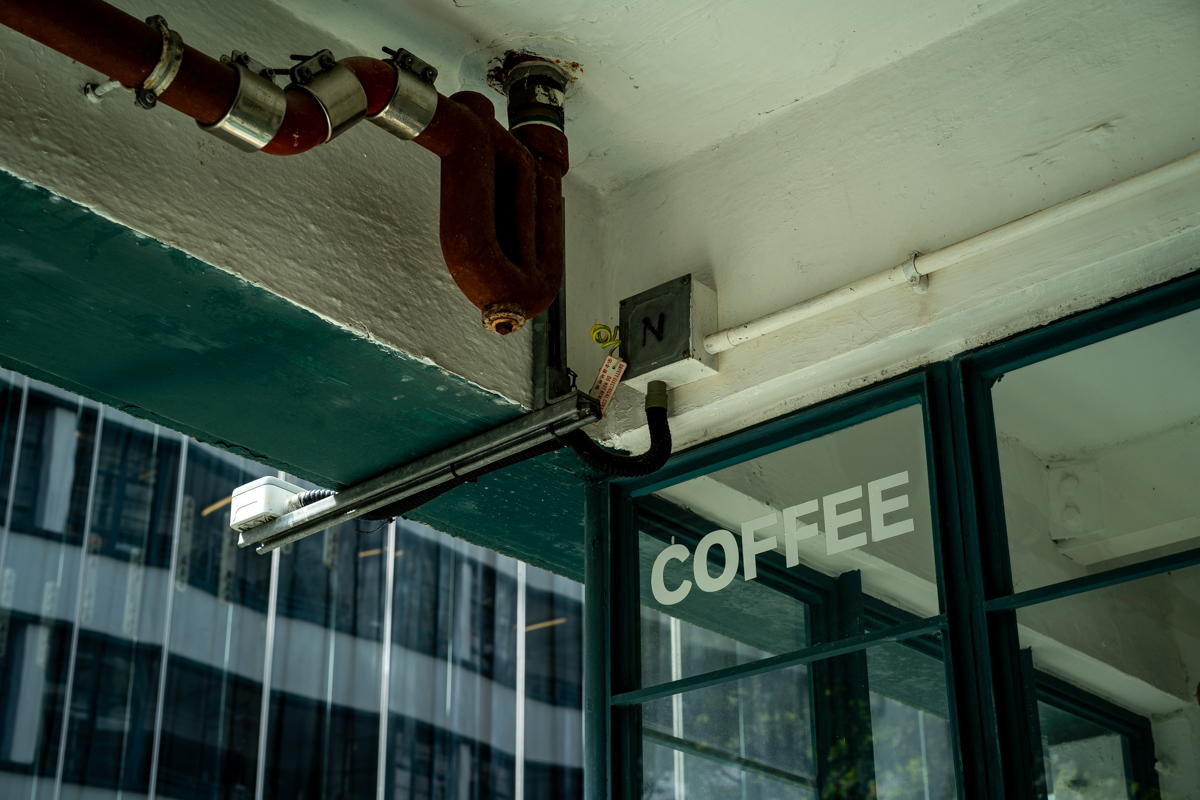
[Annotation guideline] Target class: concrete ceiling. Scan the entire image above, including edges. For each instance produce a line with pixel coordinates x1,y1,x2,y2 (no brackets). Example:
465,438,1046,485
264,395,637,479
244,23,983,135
275,0,1024,192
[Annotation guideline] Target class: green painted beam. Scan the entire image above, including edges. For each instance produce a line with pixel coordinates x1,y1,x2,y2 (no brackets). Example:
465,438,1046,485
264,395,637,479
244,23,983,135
0,170,588,579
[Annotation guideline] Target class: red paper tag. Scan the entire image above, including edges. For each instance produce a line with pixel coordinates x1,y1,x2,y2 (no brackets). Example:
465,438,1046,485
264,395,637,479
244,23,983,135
589,355,627,415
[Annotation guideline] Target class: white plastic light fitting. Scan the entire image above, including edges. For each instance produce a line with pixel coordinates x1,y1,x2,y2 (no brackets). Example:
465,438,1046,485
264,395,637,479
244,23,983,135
230,476,302,531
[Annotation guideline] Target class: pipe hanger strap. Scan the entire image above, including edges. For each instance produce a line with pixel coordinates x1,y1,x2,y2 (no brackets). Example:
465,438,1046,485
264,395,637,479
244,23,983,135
902,251,927,294
135,15,184,109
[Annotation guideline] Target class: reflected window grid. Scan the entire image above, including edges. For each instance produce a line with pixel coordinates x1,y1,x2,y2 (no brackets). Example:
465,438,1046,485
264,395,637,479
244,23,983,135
0,375,585,800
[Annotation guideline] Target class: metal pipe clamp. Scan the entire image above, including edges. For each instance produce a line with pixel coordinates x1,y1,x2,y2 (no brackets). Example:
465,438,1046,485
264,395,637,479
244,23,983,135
902,251,928,294
198,62,287,152
290,62,368,143
368,48,438,140
135,15,184,109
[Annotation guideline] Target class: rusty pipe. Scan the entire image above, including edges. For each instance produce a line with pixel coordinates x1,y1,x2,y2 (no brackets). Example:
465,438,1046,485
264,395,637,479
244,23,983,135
0,0,569,334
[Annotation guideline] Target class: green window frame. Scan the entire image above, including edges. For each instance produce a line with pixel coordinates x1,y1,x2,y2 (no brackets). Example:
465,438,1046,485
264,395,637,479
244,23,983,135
584,267,1200,800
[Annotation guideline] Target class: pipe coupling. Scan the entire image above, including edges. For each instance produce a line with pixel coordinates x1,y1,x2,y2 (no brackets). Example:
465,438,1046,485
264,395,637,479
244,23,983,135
504,61,568,132
368,48,438,140
198,55,286,152
286,50,367,143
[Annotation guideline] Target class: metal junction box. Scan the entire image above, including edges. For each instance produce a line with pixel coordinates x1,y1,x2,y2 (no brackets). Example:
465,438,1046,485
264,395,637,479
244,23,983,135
619,274,718,392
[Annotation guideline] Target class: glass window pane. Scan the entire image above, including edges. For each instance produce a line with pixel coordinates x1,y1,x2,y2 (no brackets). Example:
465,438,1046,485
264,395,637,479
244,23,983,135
60,411,181,799
992,307,1200,593
155,443,273,800
524,565,583,799
642,404,936,686
385,521,519,800
265,475,387,800
0,385,98,800
1015,565,1198,798
642,665,816,800
866,639,958,800
0,371,24,519
1037,701,1131,800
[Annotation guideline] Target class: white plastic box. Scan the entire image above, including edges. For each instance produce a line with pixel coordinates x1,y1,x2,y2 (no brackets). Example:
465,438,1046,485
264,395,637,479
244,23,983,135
230,476,302,531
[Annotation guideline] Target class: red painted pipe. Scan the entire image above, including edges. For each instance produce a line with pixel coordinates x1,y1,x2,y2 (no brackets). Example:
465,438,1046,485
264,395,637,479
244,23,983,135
0,0,568,333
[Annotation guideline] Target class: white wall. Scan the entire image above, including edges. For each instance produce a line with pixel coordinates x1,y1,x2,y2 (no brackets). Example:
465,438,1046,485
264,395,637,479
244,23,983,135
585,0,1200,454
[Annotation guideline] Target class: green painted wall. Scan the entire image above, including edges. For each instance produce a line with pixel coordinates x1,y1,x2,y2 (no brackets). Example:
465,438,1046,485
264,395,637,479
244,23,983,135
0,171,589,579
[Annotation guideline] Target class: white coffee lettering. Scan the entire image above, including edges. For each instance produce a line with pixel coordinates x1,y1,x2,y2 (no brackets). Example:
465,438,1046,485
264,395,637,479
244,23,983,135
651,543,692,606
694,530,739,592
782,500,819,567
653,470,919,606
741,513,778,581
824,486,866,555
868,471,913,541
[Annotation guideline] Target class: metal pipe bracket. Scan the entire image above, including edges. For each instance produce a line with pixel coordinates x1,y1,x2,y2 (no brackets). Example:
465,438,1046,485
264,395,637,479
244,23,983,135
368,46,439,140
135,15,184,109
286,49,368,143
198,53,286,152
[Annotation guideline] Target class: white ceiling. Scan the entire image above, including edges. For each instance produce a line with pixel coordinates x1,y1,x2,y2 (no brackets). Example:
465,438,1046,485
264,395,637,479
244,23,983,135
272,0,1024,192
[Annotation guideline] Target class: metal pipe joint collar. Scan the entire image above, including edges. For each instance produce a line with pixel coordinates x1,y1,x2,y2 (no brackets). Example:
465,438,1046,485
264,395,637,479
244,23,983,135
368,47,438,140
287,50,368,143
198,53,286,152
504,61,569,132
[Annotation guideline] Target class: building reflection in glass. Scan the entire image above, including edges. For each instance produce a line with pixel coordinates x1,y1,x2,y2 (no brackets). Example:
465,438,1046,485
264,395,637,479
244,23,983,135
0,371,584,800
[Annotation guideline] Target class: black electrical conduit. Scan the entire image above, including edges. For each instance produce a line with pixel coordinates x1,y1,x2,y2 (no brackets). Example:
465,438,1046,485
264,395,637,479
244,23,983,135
290,381,672,524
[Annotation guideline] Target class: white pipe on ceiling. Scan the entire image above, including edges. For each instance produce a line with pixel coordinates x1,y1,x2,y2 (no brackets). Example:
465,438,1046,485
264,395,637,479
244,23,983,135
705,147,1200,355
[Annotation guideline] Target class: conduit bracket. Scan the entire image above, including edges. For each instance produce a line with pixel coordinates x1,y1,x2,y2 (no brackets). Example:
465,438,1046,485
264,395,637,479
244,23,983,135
902,251,928,294
237,390,602,554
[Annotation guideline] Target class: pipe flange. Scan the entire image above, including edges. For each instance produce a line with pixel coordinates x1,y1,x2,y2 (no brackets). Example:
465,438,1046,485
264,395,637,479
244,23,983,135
368,47,438,140
198,59,286,152
902,251,928,294
483,304,527,335
286,50,368,143
135,15,184,109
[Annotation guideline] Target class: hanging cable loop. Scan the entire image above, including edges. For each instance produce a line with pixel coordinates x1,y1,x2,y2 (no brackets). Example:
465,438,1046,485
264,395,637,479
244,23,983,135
590,323,621,354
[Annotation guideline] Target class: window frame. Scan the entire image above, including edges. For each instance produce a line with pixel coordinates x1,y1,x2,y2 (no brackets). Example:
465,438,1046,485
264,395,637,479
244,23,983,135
593,268,1200,800
952,269,1200,799
603,371,971,800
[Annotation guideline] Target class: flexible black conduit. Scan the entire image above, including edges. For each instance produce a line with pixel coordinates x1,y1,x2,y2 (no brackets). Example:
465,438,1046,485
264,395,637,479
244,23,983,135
291,380,672,524
557,405,671,478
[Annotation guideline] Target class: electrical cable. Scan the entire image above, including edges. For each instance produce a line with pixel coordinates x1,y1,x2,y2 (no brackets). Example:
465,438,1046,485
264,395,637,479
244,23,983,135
590,324,621,354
